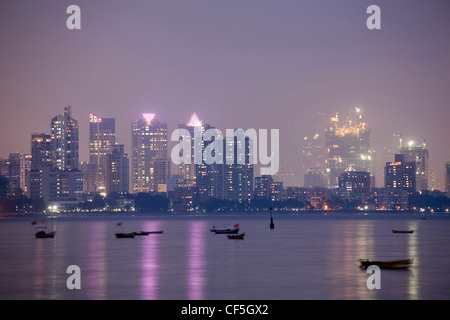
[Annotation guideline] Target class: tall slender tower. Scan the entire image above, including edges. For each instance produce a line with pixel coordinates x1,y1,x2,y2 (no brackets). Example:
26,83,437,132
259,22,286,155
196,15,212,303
50,106,79,171
89,112,116,193
131,113,168,193
224,134,254,203
177,113,203,187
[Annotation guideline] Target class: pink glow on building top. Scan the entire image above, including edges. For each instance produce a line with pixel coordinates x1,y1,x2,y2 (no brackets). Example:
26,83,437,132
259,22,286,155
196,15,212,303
142,113,156,126
186,113,202,127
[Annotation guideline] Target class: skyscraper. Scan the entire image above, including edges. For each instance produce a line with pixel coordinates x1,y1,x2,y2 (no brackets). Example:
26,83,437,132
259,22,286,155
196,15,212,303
195,126,225,202
19,154,32,197
104,144,129,195
224,134,254,203
177,113,203,187
398,140,429,192
301,132,326,187
30,107,83,204
31,134,53,171
50,106,79,171
89,112,116,193
325,108,374,189
131,113,169,193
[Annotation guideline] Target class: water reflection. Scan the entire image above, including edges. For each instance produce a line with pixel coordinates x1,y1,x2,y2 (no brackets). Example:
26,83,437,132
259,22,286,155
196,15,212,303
33,236,45,300
140,221,161,300
187,221,206,300
407,220,419,299
88,222,107,299
329,221,375,300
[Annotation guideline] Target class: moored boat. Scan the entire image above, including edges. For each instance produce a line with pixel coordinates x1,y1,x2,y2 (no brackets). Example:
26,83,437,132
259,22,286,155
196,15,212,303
133,230,164,236
227,233,245,240
115,232,135,238
211,224,239,234
35,229,56,238
392,229,414,234
359,258,413,269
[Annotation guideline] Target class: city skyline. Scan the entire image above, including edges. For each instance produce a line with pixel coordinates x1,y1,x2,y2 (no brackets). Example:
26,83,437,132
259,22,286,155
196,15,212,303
1,1,449,189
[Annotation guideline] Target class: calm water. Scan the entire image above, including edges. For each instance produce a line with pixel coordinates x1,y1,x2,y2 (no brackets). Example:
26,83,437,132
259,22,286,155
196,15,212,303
0,212,449,300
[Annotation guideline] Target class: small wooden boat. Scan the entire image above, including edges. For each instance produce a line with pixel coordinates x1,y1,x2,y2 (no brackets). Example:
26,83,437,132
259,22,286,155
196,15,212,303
115,232,135,238
392,229,414,234
227,233,245,240
211,224,239,234
359,258,413,269
133,230,164,236
35,230,56,238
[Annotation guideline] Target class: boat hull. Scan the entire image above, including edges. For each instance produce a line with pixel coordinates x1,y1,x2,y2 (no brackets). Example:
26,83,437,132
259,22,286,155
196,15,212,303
359,259,413,269
134,231,164,236
228,233,245,240
115,233,135,238
211,228,239,234
35,231,56,238
392,230,414,234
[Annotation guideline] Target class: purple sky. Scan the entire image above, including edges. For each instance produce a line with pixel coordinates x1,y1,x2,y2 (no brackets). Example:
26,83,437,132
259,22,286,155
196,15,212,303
1,0,449,189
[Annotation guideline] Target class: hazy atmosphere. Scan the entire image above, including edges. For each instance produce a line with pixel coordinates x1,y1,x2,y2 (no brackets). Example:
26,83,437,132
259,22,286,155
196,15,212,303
1,0,449,188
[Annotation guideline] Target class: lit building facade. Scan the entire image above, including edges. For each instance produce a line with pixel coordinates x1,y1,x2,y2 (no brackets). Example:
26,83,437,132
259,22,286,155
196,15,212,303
31,134,53,171
89,113,116,193
50,106,79,171
301,132,326,186
338,166,370,201
131,113,169,193
104,144,129,195
385,154,416,194
20,154,32,197
325,108,374,189
224,134,254,203
0,153,21,197
195,127,225,202
398,141,429,191
30,106,83,204
178,113,203,187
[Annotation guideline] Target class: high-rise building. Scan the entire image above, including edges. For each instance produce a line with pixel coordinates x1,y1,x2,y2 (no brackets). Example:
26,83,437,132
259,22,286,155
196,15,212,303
31,134,53,170
131,113,169,193
446,161,450,196
301,132,326,186
50,106,79,171
224,134,254,203
385,154,416,194
20,154,32,197
104,144,129,195
0,153,21,197
177,113,203,187
338,166,370,200
254,175,273,199
30,106,83,204
398,140,429,191
195,126,225,202
325,108,374,189
89,113,116,193
304,169,327,188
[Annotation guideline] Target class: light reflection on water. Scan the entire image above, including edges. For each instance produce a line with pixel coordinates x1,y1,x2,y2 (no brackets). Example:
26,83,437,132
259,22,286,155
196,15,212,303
0,214,449,300
187,221,206,300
